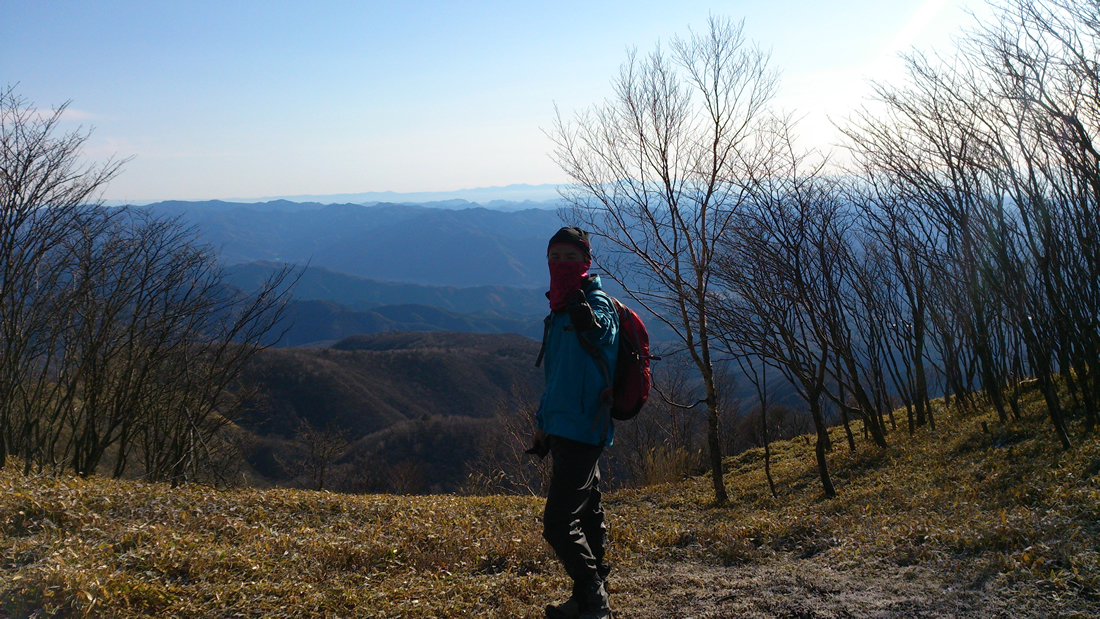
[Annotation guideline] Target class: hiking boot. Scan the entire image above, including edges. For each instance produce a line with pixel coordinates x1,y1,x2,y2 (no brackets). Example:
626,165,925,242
577,578,611,619
546,580,585,619
545,595,582,619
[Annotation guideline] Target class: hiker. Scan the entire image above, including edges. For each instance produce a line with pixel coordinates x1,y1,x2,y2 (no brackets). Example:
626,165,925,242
530,227,619,619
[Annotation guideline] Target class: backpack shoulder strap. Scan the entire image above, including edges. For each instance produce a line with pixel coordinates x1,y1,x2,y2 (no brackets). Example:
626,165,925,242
575,328,615,443
534,313,552,367
575,327,614,394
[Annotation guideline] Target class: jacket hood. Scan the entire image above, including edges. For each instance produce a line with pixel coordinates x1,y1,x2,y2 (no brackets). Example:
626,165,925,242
583,273,604,293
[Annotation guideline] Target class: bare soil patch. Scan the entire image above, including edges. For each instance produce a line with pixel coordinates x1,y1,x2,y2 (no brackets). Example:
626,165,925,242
610,557,1087,618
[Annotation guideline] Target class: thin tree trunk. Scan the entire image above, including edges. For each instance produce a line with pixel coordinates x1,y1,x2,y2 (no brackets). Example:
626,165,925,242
914,315,930,427
840,404,856,452
835,352,857,451
704,378,727,504
762,406,777,498
840,354,889,448
808,392,836,497
698,309,728,505
1038,369,1072,450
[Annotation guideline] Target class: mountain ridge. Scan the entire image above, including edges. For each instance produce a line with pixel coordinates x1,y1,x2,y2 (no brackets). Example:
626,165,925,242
226,261,549,315
274,299,544,347
240,330,543,438
237,330,545,489
239,183,562,205
143,201,564,287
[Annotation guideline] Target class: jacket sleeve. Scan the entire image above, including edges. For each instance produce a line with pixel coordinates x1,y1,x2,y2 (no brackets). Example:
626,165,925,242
535,332,550,429
582,291,618,348
536,385,546,427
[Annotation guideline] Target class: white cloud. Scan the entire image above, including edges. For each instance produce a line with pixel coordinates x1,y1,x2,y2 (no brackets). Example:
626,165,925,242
59,107,99,121
22,106,100,123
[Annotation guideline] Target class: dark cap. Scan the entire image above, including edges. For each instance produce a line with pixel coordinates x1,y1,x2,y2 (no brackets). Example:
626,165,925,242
547,226,591,259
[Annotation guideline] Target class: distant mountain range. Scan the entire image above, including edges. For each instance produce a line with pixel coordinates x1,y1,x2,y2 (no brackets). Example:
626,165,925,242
142,200,679,344
228,261,680,346
225,262,549,316
238,183,563,205
146,200,564,288
105,184,565,208
125,197,692,491
146,198,558,213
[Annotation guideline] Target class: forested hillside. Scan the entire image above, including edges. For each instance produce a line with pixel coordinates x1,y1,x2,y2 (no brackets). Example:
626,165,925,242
240,331,543,437
234,332,545,492
274,300,544,346
226,261,550,315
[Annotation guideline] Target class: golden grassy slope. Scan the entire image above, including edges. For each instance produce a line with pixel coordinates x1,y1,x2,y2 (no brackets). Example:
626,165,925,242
2,393,1099,617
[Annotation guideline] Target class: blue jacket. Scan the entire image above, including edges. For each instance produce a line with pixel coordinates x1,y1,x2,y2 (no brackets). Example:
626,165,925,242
536,274,619,446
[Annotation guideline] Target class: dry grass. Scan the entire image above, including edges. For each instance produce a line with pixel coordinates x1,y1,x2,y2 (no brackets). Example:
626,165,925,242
606,395,1100,616
3,391,1099,617
1,480,557,617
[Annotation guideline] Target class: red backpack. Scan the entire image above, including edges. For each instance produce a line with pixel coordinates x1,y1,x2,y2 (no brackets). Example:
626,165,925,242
600,297,658,420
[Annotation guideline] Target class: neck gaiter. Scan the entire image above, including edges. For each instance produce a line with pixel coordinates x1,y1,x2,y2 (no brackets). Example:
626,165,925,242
547,260,591,310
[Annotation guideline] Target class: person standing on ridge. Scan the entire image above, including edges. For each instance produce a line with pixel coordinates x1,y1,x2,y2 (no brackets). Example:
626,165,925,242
529,226,619,619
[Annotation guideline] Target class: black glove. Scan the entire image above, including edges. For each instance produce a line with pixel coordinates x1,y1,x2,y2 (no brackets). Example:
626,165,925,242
566,290,597,332
525,437,550,458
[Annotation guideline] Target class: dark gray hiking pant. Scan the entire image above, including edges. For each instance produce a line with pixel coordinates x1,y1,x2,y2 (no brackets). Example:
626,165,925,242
542,435,610,586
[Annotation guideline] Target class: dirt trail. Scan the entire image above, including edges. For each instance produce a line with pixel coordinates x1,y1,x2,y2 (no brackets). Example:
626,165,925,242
606,557,1083,618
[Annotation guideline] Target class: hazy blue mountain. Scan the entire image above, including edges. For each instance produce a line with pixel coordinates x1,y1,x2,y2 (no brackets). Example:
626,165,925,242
145,199,331,213
146,198,558,212
385,198,560,212
141,201,564,287
138,199,683,342
229,261,682,344
226,262,549,315
237,183,562,205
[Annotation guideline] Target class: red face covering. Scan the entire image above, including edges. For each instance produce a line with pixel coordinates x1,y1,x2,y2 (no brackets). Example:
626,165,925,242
548,259,591,310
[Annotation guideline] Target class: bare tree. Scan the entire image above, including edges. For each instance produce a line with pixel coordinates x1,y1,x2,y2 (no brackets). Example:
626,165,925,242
844,182,937,434
131,248,295,486
294,419,351,491
0,87,295,481
713,359,742,459
973,0,1100,440
713,136,843,497
732,355,778,497
464,382,551,496
616,354,706,486
0,87,126,469
550,16,778,504
839,0,1100,449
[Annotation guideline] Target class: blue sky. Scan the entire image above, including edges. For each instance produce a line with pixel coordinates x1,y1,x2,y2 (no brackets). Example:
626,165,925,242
3,1,990,202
